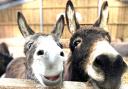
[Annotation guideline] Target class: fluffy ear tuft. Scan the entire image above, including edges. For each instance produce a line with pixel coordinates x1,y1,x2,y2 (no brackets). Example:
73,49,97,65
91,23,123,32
51,15,65,42
93,0,109,31
17,12,34,38
65,0,80,34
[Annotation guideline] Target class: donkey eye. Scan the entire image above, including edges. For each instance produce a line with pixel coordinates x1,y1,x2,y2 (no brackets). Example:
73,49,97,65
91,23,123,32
104,33,111,42
57,43,63,49
73,39,81,47
28,42,33,49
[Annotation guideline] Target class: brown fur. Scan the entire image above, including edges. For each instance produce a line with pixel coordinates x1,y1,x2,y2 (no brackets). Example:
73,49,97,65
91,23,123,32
64,0,127,89
5,57,26,78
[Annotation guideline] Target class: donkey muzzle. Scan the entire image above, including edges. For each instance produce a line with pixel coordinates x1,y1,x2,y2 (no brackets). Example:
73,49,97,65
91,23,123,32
93,54,127,77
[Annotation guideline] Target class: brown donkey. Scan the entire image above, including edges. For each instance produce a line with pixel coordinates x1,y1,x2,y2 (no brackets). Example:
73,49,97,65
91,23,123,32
64,0,127,89
0,42,13,77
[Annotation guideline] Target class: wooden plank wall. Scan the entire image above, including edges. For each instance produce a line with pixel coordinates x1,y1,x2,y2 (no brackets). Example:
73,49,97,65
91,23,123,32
0,0,127,40
0,0,40,38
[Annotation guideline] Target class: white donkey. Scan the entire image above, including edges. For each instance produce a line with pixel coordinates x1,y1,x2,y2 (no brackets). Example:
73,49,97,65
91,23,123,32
5,12,65,86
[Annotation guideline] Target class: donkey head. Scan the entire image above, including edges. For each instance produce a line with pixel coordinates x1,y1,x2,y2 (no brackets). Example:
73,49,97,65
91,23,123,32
65,1,127,89
17,12,65,86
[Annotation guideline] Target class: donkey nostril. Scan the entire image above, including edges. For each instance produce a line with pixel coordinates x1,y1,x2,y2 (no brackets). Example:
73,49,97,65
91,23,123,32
114,55,126,68
94,57,102,67
60,51,64,57
37,50,44,55
93,55,108,67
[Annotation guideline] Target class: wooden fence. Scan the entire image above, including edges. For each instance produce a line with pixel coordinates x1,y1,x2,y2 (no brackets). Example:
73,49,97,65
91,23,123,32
0,78,127,89
0,78,90,89
0,0,127,40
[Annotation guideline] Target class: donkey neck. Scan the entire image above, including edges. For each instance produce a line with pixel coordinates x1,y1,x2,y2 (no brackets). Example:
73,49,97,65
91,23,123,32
68,55,89,82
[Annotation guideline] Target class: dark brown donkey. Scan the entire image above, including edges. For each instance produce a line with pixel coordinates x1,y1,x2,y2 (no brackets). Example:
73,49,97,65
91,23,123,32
0,42,13,77
64,0,127,89
4,12,65,86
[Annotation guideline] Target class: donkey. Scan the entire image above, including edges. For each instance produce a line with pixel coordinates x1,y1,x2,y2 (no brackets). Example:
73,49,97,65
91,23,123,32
64,0,127,89
0,42,13,76
4,12,65,86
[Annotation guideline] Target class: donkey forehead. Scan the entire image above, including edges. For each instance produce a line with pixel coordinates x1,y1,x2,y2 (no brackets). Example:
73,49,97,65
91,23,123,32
72,27,110,41
25,33,48,41
36,35,55,44
26,34,61,50
37,36,59,48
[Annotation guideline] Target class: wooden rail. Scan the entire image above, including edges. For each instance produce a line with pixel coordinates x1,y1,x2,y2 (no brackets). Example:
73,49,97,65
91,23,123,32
0,78,92,89
0,78,127,89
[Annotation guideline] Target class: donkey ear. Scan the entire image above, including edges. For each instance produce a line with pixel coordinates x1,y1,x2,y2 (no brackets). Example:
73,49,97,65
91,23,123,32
17,12,35,38
65,0,80,34
93,0,109,30
51,15,64,42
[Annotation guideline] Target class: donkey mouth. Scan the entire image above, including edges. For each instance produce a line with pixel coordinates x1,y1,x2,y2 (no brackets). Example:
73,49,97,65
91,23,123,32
44,74,60,81
41,73,63,86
